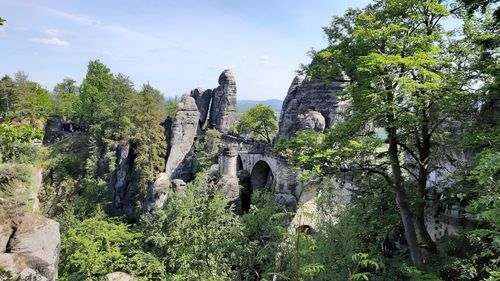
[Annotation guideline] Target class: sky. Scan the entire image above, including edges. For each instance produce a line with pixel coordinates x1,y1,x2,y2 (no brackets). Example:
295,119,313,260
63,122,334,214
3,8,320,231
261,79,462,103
0,0,371,100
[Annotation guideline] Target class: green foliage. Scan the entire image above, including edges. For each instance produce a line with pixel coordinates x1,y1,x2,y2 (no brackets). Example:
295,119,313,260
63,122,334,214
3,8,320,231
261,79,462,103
0,163,34,218
0,75,17,117
25,82,54,118
80,60,113,125
0,122,42,162
0,17,5,25
238,191,290,280
165,98,178,119
130,84,167,199
141,173,244,280
236,104,277,142
59,210,163,280
194,128,222,171
53,78,80,120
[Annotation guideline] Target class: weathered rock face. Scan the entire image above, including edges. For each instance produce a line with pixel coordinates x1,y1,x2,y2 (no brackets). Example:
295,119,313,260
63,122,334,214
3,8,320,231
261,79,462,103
165,94,200,181
111,142,137,216
147,70,238,211
145,172,169,212
190,88,213,128
299,110,326,132
278,75,349,138
0,213,60,281
106,272,135,281
171,179,187,194
208,69,238,133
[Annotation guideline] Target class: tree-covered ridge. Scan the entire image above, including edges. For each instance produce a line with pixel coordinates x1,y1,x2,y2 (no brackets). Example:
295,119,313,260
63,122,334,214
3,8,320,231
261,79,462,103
0,0,499,280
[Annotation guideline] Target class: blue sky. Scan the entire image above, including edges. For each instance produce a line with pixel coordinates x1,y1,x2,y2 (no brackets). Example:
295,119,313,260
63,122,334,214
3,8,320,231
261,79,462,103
0,0,371,100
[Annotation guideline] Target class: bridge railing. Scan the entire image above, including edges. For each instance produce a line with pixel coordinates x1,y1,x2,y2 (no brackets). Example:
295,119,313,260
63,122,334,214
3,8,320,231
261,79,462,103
221,133,291,163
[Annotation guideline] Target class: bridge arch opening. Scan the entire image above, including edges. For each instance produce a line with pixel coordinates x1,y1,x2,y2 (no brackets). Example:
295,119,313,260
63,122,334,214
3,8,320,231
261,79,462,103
250,160,274,190
237,155,243,171
297,224,315,235
240,160,274,214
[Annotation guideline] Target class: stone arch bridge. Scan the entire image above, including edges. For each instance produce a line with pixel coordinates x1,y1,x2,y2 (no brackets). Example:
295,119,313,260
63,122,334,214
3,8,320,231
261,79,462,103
218,134,305,214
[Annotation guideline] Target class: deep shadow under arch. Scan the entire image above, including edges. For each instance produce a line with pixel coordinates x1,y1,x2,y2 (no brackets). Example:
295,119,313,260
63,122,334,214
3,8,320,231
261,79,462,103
250,160,274,190
237,155,243,171
240,160,274,214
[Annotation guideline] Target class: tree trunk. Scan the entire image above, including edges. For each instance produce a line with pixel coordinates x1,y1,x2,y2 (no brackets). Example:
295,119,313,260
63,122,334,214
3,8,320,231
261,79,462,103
388,127,426,270
415,108,436,252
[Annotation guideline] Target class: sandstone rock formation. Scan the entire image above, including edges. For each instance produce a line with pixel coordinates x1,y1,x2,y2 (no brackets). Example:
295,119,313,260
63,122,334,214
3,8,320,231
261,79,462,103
171,178,187,193
278,74,349,138
208,69,238,133
145,172,169,212
106,272,135,281
190,88,213,128
165,94,200,181
146,70,238,210
0,213,60,281
0,164,61,280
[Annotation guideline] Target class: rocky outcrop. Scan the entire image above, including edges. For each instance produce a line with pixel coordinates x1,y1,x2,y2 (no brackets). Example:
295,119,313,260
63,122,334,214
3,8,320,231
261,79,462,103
0,213,60,281
0,164,61,280
278,75,349,138
171,179,187,194
147,70,238,210
298,110,326,132
208,69,238,133
165,95,200,181
110,142,138,216
145,172,169,212
190,88,213,128
106,272,135,281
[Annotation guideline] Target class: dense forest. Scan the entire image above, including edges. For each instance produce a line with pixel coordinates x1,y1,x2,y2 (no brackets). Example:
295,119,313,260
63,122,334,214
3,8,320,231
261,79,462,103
0,0,499,280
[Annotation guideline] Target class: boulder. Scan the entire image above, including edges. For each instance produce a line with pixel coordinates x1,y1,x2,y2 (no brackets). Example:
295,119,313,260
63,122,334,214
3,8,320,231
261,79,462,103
275,193,297,212
105,272,135,281
172,178,187,194
0,213,60,281
208,69,238,133
299,110,326,132
145,172,169,212
278,74,349,138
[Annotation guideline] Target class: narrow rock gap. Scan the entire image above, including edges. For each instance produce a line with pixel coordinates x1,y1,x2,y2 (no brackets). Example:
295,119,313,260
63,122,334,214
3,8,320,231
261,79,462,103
5,226,17,253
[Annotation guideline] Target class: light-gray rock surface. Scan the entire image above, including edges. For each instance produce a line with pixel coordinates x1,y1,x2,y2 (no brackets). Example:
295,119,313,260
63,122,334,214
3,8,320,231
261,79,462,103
208,69,237,133
145,172,169,212
190,87,213,127
165,94,200,181
0,213,60,281
105,272,135,281
278,75,349,138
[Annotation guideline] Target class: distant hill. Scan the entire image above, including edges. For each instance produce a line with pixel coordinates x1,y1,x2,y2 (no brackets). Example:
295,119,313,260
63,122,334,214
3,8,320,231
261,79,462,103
237,99,283,113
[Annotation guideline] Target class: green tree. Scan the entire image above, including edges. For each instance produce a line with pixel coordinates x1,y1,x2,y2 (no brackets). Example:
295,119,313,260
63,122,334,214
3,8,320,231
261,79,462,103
0,17,5,25
53,78,80,120
59,211,163,281
80,60,113,125
130,84,167,199
281,0,475,270
165,98,178,119
20,81,54,118
236,104,277,142
103,73,135,140
0,75,17,117
141,174,244,280
0,122,42,162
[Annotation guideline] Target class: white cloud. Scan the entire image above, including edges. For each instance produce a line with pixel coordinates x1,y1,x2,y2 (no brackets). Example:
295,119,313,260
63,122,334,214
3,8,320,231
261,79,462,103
260,55,270,61
0,27,4,34
43,7,156,41
42,28,59,36
30,37,69,46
